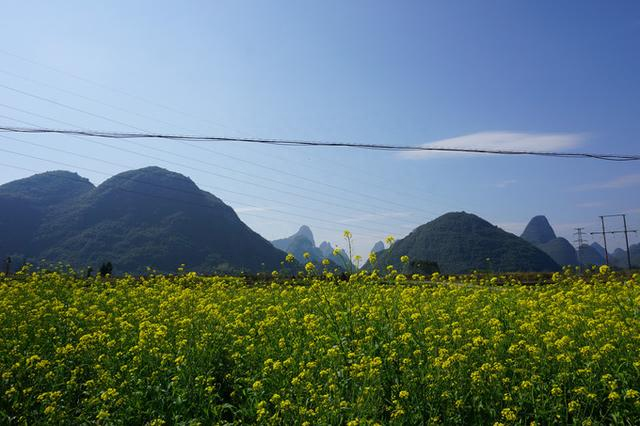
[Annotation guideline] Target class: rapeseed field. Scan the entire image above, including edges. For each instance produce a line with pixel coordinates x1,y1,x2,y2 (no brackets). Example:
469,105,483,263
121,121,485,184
1,267,639,424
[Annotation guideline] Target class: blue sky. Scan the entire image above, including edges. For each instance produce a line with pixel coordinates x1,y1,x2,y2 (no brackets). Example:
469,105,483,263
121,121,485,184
1,1,639,257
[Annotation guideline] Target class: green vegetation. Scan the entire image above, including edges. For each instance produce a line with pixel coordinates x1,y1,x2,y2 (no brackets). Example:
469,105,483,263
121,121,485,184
0,167,287,274
371,212,560,274
7,169,604,277
1,266,638,424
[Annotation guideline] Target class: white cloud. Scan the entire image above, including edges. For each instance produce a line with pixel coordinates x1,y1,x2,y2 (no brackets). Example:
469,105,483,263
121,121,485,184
399,131,585,160
577,174,640,190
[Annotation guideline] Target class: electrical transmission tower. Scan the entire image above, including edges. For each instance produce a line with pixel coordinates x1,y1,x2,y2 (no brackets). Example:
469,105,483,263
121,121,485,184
573,227,586,267
590,214,638,269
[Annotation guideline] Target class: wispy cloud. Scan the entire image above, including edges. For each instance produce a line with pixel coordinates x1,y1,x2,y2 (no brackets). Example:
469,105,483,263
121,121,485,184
399,131,585,160
577,174,640,191
338,211,413,224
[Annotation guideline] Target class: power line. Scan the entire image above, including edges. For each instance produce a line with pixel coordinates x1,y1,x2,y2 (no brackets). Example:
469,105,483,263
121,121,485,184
1,125,638,161
0,85,449,223
590,214,638,269
0,47,239,135
0,50,466,214
0,50,517,245
0,81,439,225
0,67,181,131
2,47,633,247
0,84,146,131
0,135,399,238
4,51,635,254
0,95,416,239
0,157,386,242
0,102,426,228
0,160,371,242
3,50,637,161
0,114,392,235
0,123,414,231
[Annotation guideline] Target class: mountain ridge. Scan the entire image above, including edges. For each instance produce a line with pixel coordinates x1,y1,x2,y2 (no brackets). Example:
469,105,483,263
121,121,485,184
521,216,581,267
271,226,348,268
370,212,560,274
520,215,557,245
0,167,288,274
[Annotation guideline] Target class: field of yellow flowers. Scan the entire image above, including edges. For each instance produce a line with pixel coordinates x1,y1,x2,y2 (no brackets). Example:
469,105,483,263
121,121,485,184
1,267,639,425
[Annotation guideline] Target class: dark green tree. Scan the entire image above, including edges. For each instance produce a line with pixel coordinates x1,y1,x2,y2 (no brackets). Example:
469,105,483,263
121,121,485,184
99,262,113,276
409,259,440,275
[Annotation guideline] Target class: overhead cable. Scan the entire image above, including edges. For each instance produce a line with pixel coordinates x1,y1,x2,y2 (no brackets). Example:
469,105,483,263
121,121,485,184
1,125,637,162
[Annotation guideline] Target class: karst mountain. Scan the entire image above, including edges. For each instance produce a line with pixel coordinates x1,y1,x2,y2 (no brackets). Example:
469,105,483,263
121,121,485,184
0,167,288,274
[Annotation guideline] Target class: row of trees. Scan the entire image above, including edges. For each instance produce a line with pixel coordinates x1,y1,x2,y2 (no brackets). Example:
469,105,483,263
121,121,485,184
3,257,113,276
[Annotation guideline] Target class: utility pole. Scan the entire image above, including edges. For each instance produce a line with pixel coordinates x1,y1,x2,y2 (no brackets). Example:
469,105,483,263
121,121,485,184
600,216,609,265
590,214,638,269
573,227,586,267
622,214,633,270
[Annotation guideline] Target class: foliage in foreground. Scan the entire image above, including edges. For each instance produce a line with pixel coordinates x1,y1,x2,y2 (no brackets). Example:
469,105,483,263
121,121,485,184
1,268,639,425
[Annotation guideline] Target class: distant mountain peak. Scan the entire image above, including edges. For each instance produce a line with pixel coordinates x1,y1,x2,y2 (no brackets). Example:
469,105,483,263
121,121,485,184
371,241,385,253
295,225,315,246
590,242,607,258
271,228,350,269
610,243,639,268
318,241,333,254
369,211,559,274
578,244,605,266
97,167,200,195
271,225,325,264
1,168,286,274
0,169,92,189
0,170,94,205
537,237,579,266
272,225,316,256
521,215,557,245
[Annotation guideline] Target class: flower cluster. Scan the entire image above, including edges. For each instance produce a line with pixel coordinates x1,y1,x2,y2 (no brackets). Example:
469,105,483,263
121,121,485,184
0,268,638,424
